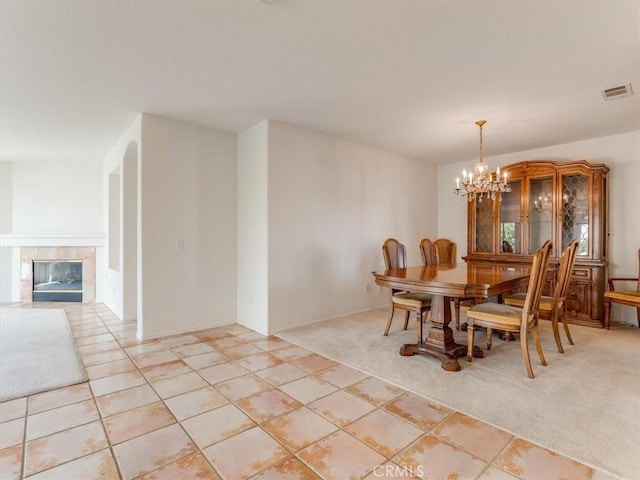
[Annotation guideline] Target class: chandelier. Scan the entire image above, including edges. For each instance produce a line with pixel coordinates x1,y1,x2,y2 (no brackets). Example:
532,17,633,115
454,120,511,202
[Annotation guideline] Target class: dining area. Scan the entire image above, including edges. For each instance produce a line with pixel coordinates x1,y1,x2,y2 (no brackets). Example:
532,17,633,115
370,159,614,378
373,236,580,378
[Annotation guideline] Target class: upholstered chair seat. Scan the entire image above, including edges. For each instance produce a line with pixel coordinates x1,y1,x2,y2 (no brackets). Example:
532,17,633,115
505,293,553,312
392,293,433,309
604,291,640,303
603,247,639,329
463,302,524,328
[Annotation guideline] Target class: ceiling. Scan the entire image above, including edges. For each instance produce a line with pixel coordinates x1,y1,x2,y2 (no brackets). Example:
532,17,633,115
1,1,639,165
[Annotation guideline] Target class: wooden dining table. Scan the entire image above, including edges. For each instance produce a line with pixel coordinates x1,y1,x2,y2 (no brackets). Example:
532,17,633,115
372,263,531,371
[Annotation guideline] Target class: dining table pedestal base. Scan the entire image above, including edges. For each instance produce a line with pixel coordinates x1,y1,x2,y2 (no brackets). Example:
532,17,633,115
400,323,484,371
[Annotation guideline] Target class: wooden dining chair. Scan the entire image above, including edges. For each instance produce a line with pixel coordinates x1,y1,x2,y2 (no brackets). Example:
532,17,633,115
504,239,579,353
433,238,475,331
419,238,439,265
604,248,640,329
382,238,432,339
466,240,552,378
434,238,456,264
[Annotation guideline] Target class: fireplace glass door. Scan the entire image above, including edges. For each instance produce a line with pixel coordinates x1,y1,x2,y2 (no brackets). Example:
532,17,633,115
33,260,83,302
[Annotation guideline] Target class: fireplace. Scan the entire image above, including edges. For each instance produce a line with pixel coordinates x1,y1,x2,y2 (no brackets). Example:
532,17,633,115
32,260,83,302
18,246,96,303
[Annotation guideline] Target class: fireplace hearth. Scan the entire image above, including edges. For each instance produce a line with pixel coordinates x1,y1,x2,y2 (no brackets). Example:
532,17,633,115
33,260,83,302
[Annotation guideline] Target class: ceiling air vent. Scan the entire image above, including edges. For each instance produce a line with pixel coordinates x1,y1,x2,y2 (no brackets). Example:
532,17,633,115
601,83,633,101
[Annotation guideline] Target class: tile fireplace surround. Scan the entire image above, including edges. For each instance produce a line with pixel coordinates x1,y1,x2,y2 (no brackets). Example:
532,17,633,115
20,247,96,303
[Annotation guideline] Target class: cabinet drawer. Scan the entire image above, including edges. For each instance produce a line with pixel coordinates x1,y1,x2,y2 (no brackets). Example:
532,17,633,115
571,268,591,280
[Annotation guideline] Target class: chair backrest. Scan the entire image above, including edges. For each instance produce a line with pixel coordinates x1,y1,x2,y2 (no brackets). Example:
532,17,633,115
419,238,439,265
434,238,457,264
521,240,553,333
534,240,553,311
553,239,579,308
382,238,407,269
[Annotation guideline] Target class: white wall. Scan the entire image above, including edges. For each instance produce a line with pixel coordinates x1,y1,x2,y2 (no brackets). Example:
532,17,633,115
237,121,270,335
138,115,237,339
266,121,438,333
0,162,13,300
2,160,103,234
437,129,640,324
0,162,13,233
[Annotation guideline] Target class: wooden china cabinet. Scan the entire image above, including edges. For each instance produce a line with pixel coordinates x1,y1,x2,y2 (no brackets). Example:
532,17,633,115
464,160,609,328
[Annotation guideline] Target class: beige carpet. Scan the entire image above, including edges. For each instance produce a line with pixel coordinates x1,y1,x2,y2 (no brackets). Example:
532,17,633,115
0,308,88,402
278,307,640,480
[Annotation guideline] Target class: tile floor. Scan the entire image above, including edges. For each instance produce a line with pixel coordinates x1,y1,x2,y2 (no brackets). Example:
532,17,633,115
0,303,616,480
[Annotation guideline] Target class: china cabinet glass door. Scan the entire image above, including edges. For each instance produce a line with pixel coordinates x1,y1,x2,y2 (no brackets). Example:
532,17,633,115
499,181,521,253
528,177,553,254
474,199,494,253
561,173,590,256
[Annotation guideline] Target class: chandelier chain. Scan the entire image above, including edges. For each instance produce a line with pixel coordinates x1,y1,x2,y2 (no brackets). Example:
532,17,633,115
478,120,484,162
